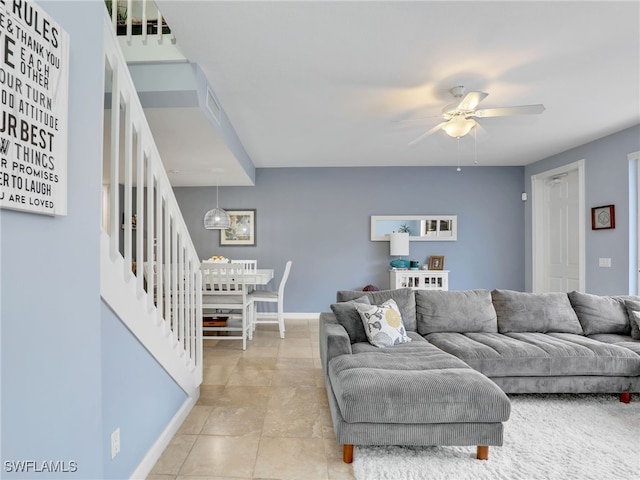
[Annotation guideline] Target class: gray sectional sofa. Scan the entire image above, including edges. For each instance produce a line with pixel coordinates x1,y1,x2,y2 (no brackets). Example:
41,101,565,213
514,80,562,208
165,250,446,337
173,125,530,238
319,288,640,463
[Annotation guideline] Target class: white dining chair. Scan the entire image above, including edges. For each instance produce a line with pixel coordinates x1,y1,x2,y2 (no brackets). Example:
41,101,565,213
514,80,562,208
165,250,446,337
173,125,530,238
201,263,253,350
249,260,292,339
230,259,257,272
231,259,258,292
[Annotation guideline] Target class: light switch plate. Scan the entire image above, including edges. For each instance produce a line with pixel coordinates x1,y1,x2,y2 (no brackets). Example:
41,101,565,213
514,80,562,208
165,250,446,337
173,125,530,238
111,428,120,459
598,258,611,268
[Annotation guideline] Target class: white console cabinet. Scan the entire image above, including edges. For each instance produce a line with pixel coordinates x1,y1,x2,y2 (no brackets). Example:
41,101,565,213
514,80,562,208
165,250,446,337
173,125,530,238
390,269,449,291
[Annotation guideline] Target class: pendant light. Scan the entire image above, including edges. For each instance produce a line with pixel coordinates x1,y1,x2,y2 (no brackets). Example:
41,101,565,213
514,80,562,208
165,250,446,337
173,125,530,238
203,174,230,230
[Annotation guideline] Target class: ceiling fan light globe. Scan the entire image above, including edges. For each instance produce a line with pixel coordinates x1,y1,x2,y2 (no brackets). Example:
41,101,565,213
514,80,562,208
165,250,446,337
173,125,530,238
442,117,476,138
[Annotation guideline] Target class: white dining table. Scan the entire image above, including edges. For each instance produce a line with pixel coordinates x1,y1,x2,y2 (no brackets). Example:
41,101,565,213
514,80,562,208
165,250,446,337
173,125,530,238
246,269,274,286
200,263,274,286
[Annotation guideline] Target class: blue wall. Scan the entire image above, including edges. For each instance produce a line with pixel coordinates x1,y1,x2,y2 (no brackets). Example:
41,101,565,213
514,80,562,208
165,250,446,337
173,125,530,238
1,3,190,478
101,302,186,479
1,2,104,478
524,125,640,294
174,166,526,312
176,126,640,310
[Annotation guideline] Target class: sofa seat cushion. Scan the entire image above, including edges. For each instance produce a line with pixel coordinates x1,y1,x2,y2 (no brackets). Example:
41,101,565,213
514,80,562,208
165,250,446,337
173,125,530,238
328,350,510,424
351,331,428,354
425,332,640,377
492,289,583,334
588,333,640,355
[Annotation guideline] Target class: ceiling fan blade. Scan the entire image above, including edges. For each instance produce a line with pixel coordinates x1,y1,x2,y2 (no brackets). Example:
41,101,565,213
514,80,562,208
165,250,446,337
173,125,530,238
393,114,444,124
456,91,488,111
408,122,446,146
473,104,545,118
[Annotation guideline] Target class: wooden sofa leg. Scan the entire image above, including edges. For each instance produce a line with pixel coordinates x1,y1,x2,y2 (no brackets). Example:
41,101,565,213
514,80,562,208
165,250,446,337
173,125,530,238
620,392,631,403
476,445,489,460
343,444,354,463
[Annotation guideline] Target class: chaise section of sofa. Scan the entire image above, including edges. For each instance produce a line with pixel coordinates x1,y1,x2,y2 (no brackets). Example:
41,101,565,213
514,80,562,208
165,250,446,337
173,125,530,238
320,310,511,463
320,288,512,463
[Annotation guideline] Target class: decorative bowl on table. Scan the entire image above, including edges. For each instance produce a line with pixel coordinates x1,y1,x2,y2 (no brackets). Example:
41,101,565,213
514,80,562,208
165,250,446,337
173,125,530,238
203,256,230,263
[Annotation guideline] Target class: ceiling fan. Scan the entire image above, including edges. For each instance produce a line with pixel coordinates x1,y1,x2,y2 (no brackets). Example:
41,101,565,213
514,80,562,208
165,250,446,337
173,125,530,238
408,86,545,146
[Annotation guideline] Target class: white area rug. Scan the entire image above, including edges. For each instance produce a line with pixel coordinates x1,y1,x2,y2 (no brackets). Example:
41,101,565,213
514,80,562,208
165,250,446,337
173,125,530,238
353,394,640,480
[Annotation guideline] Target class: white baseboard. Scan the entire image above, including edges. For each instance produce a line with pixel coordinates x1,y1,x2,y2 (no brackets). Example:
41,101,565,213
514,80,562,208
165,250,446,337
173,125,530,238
256,312,320,320
130,388,200,479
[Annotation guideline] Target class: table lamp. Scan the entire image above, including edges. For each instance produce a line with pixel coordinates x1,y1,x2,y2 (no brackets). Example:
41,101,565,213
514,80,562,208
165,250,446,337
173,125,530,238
390,232,410,268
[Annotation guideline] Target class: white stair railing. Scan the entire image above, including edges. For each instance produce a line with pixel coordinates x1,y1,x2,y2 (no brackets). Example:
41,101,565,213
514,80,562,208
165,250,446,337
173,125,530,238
101,12,202,395
108,0,175,45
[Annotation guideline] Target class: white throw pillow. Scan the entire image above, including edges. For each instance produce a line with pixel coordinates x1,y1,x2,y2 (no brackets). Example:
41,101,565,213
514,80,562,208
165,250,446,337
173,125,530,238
355,299,411,348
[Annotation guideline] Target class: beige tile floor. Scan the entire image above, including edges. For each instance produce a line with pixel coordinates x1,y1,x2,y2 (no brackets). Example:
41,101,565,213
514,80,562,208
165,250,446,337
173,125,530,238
147,319,355,480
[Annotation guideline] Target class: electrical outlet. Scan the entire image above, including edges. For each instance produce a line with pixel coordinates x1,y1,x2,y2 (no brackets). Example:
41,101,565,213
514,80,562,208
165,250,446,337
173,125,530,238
111,428,120,459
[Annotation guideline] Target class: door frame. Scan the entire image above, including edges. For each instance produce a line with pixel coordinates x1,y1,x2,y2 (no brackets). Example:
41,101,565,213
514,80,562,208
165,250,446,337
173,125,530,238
631,150,640,294
531,160,585,293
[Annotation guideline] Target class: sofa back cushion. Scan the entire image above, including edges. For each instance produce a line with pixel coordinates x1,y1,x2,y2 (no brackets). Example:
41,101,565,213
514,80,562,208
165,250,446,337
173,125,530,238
416,289,498,335
568,291,630,336
336,288,417,332
491,289,583,334
331,296,371,344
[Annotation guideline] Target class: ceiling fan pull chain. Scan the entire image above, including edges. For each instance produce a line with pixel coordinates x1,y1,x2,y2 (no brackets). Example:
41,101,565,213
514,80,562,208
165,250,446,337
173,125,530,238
474,127,478,165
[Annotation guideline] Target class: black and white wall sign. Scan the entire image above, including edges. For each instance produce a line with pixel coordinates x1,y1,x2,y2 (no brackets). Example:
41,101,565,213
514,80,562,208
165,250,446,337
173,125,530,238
0,0,69,216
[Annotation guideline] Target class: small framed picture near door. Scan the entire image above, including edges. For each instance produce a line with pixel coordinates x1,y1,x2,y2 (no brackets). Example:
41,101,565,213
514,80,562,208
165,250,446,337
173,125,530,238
221,209,256,246
428,256,444,270
591,205,615,230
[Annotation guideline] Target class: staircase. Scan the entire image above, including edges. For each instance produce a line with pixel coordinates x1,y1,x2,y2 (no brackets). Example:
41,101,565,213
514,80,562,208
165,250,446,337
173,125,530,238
100,4,202,403
107,0,186,63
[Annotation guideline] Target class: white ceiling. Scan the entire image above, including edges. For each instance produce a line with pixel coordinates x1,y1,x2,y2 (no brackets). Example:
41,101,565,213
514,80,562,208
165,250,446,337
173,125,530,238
154,1,640,184
144,107,251,186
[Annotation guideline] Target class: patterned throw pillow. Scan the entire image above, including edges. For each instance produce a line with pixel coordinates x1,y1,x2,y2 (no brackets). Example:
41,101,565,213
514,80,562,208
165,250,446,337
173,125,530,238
355,299,411,348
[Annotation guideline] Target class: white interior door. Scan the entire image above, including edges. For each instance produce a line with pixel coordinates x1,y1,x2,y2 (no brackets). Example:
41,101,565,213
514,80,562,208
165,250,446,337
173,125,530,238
532,161,585,293
544,170,580,291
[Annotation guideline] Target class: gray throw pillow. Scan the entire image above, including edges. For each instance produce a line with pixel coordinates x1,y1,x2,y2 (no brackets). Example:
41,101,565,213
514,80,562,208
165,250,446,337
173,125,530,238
624,299,640,340
568,291,630,335
331,296,371,344
491,289,583,334
416,289,498,335
336,288,417,332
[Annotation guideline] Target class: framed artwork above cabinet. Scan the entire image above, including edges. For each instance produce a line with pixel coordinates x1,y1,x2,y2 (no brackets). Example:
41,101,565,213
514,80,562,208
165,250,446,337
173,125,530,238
371,215,457,241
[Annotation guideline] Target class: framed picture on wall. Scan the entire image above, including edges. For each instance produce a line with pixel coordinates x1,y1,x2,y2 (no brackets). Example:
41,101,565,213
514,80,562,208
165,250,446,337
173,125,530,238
428,256,445,270
221,209,256,246
591,205,615,230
